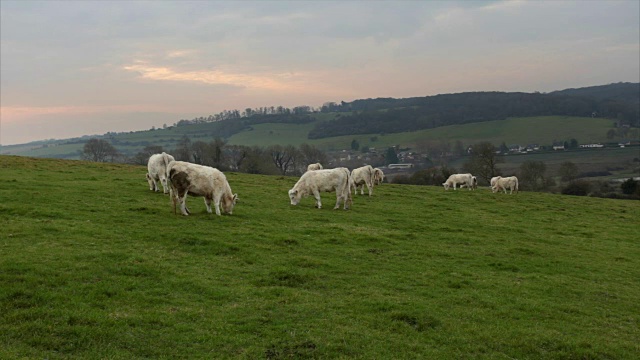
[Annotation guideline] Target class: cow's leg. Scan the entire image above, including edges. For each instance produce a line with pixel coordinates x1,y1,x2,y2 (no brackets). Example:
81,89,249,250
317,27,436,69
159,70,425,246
204,195,213,214
312,189,322,208
215,195,222,216
179,193,189,216
366,181,373,196
160,177,169,194
334,187,343,210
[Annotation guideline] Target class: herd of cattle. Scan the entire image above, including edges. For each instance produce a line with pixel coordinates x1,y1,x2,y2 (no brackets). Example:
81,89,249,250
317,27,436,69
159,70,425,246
145,152,518,216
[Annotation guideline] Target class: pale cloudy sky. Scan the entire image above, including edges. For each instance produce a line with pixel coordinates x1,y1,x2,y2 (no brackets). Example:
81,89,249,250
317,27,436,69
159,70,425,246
1,0,638,145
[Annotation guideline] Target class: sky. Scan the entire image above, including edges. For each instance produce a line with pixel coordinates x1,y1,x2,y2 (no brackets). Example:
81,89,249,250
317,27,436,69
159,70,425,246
1,0,638,146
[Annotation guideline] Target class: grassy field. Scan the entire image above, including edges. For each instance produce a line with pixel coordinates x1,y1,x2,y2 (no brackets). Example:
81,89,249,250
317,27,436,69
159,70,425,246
1,155,639,359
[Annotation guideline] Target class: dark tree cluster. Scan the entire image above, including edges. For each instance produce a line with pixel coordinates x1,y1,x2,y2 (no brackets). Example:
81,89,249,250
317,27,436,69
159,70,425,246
307,87,639,139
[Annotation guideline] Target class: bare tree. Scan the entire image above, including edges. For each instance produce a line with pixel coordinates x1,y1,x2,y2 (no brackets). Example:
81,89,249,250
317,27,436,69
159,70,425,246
462,141,503,184
225,145,249,171
174,136,192,162
131,145,164,165
82,138,119,162
269,144,300,175
519,160,547,191
299,143,328,170
558,161,579,182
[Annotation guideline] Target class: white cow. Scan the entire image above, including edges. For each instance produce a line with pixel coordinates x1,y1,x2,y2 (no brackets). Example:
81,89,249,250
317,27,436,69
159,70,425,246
166,161,238,216
351,165,375,196
307,163,323,172
288,167,352,209
490,176,502,190
146,152,175,194
492,176,519,194
443,173,476,190
373,168,385,185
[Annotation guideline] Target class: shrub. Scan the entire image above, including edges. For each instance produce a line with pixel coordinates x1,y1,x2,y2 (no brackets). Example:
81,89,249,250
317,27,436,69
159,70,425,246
620,178,639,195
561,180,591,196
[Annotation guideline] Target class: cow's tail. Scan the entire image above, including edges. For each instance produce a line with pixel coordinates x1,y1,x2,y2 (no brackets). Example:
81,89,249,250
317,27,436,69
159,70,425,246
343,168,353,209
514,177,519,194
165,162,177,214
346,171,354,209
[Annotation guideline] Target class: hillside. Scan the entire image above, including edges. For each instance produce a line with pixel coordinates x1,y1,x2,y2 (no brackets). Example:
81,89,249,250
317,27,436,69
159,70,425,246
550,82,640,104
2,83,637,160
0,115,626,159
1,155,639,358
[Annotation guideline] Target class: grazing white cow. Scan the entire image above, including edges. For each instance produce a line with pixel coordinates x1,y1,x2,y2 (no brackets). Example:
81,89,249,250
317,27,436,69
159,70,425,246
490,176,502,190
288,167,352,209
493,176,519,194
146,152,175,194
307,163,323,172
442,173,476,190
166,161,238,216
351,165,375,196
373,168,385,185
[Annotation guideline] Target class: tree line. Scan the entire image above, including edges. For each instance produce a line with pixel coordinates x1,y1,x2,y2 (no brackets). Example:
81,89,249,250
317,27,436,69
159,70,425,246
83,137,327,176
308,91,639,139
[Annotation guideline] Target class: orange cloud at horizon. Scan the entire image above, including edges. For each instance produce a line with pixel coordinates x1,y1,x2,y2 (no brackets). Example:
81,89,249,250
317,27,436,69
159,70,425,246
0,104,181,124
122,61,303,91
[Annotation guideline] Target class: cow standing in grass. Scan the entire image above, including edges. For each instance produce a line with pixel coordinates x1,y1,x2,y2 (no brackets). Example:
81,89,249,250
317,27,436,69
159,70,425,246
351,165,375,196
146,152,175,194
490,176,501,190
166,161,238,216
492,176,519,194
288,167,352,209
442,173,476,190
373,168,385,185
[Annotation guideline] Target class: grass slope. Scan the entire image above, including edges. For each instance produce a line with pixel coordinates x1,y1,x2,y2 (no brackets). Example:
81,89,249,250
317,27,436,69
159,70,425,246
1,156,639,359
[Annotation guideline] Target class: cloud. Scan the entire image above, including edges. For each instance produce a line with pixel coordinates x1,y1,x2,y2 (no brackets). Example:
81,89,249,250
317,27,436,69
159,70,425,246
122,60,306,91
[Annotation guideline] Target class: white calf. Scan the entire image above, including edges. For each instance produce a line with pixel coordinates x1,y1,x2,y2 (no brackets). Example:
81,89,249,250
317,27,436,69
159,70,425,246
493,176,519,194
147,152,175,194
288,168,352,209
373,168,385,185
351,165,375,196
307,163,323,171
443,173,476,190
167,161,238,216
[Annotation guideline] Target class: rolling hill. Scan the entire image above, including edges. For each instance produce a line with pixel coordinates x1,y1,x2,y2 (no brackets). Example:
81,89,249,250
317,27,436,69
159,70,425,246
1,83,637,161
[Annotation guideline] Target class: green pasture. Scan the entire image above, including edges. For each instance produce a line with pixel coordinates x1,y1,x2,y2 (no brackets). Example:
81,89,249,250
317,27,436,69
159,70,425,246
224,116,618,152
226,123,318,148
1,155,639,359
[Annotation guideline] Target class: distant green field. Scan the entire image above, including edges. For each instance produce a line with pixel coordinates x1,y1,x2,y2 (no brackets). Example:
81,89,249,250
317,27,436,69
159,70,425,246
1,155,639,359
2,116,623,160
297,116,618,152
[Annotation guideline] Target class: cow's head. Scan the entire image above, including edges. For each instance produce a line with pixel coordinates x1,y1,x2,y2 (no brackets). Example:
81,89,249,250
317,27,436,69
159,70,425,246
288,189,300,205
221,193,239,214
442,182,450,190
